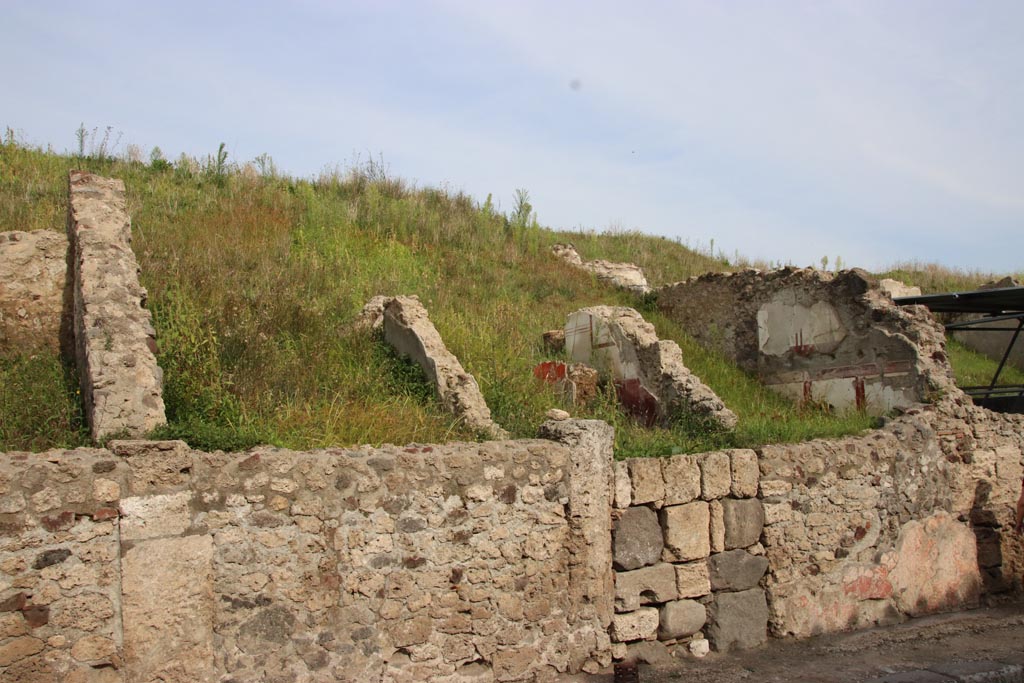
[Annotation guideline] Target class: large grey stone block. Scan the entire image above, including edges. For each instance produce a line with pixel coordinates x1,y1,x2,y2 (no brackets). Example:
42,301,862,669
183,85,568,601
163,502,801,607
383,296,508,438
708,549,768,592
614,506,664,570
706,588,768,652
721,498,764,549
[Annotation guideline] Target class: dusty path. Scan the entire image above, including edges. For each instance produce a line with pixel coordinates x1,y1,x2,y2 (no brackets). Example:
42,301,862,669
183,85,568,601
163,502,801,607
565,605,1024,682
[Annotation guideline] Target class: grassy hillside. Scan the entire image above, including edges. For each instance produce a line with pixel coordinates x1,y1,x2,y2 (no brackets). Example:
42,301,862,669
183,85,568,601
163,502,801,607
5,136,1004,455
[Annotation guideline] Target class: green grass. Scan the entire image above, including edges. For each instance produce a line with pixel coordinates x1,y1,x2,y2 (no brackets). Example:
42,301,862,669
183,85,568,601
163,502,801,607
5,135,992,457
946,339,1024,388
0,353,89,451
877,261,1022,295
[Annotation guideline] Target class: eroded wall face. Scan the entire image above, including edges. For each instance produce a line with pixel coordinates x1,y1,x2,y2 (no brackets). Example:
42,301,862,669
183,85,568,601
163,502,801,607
0,230,68,354
67,172,165,441
0,429,614,682
657,268,952,415
0,448,123,682
759,402,1024,638
564,307,737,430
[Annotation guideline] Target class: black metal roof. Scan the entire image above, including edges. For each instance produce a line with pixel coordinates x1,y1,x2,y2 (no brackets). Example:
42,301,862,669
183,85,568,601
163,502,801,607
894,286,1024,315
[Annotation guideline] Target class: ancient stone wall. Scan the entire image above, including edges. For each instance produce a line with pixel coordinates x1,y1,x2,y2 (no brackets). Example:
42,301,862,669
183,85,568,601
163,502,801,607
0,230,68,354
759,398,1024,638
382,296,508,439
564,306,737,430
0,420,614,682
67,172,165,441
656,268,954,415
551,244,651,295
610,449,767,657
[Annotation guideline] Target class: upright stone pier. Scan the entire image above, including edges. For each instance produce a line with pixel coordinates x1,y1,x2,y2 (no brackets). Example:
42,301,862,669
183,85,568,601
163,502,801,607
67,172,165,441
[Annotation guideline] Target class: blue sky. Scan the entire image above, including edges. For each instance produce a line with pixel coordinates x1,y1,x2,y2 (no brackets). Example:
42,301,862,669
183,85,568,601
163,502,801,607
4,1,1022,273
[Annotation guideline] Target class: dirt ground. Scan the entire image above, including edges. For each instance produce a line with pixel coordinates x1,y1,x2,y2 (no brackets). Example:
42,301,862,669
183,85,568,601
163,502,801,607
566,605,1024,683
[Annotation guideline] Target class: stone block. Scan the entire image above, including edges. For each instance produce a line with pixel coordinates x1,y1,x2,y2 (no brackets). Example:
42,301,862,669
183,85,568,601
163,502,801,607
615,563,677,612
709,500,725,553
759,479,792,497
708,550,768,592
121,534,215,681
627,458,664,505
762,501,792,526
706,588,768,652
661,454,701,505
110,439,193,494
721,498,764,549
611,607,659,643
729,450,759,498
700,451,731,499
613,506,664,570
543,329,566,352
660,501,710,562
658,599,707,640
613,461,632,509
674,561,711,598
119,491,191,541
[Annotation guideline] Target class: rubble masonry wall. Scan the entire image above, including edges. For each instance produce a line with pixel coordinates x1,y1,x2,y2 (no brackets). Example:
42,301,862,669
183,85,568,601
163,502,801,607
759,399,1024,638
67,172,165,441
0,420,614,683
0,230,68,354
656,268,954,415
565,306,738,430
610,399,1024,650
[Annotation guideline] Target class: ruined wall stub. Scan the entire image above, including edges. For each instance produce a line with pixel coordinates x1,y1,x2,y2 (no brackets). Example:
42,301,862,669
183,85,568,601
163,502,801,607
565,306,737,430
0,422,615,681
657,268,955,415
878,278,922,299
551,244,651,295
67,172,165,440
382,295,509,439
0,230,69,354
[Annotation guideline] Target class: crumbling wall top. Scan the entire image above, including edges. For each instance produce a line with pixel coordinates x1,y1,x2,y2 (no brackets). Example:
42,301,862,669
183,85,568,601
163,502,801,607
657,267,957,415
67,171,166,441
552,243,651,295
0,229,68,353
381,295,509,439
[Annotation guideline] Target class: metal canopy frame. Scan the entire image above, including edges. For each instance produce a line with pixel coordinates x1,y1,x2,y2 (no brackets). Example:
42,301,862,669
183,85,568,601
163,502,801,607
895,286,1024,412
